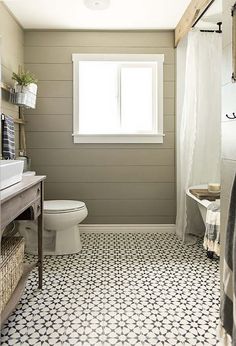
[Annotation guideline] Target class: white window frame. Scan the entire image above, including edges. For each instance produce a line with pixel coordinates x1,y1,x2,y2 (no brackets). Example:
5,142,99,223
72,53,164,143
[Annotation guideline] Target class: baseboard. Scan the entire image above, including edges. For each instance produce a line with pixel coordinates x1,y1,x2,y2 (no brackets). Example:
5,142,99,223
80,224,176,234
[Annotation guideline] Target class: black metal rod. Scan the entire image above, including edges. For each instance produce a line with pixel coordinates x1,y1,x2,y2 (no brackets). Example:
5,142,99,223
192,0,216,27
200,21,222,34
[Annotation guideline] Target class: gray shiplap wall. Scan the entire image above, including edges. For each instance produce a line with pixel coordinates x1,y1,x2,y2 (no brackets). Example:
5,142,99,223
0,3,24,156
24,31,175,224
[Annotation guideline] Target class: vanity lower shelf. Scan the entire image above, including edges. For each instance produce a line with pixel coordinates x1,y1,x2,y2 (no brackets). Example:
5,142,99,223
1,263,36,326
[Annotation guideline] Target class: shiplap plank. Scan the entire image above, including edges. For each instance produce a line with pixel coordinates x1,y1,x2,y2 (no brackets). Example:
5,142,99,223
37,81,72,98
44,182,175,200
164,116,175,132
164,98,175,115
164,64,175,81
25,31,174,48
25,63,73,81
34,165,175,183
164,82,175,98
25,98,73,115
24,46,175,64
79,199,176,216
28,148,175,166
25,115,72,132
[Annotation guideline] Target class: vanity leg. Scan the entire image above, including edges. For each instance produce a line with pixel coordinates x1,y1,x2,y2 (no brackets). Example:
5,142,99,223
38,182,44,289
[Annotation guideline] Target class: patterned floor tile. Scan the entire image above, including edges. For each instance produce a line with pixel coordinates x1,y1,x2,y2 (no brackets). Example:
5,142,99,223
1,233,220,345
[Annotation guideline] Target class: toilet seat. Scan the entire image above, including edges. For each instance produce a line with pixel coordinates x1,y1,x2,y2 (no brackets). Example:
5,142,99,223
44,200,86,214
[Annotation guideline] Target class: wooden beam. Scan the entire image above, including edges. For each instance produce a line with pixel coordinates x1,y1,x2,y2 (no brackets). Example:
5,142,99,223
175,0,214,47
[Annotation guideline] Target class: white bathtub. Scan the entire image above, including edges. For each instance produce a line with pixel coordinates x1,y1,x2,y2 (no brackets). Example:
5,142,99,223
186,184,219,225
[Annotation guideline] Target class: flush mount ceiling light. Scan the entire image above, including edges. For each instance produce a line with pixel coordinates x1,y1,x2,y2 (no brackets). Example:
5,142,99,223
83,0,110,10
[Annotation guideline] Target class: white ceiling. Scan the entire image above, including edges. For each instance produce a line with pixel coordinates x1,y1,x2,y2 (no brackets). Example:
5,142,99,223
4,0,192,30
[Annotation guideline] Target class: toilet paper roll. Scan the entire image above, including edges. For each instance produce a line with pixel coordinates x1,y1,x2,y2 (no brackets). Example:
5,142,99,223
208,183,221,193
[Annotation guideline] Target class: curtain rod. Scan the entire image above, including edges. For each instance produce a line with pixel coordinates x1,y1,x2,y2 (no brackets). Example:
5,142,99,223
200,22,222,33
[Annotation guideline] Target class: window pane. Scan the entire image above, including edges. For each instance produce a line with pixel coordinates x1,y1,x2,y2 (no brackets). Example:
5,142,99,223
120,66,153,133
79,61,119,134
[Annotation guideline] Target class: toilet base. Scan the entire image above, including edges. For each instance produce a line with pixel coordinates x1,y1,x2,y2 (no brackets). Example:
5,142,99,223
45,225,82,255
17,221,82,255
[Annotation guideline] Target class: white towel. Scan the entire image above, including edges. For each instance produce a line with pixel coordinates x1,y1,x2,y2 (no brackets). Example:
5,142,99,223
203,201,220,256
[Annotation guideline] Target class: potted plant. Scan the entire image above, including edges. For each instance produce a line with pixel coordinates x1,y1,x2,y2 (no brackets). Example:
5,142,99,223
10,69,38,109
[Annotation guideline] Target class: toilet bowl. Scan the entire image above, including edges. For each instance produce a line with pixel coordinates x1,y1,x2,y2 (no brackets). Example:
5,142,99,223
18,199,88,255
44,200,88,255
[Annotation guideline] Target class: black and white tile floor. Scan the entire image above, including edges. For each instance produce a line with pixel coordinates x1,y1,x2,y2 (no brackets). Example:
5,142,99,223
1,233,220,346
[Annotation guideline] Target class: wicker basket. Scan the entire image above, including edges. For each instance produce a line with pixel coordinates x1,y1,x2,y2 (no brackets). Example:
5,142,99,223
0,237,25,314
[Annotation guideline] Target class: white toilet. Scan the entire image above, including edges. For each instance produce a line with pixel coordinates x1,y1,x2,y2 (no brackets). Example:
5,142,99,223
18,198,88,255
44,200,88,255
18,172,88,255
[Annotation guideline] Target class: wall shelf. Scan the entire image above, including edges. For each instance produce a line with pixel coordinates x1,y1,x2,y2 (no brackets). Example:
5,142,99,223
1,82,11,92
1,114,26,125
14,118,26,125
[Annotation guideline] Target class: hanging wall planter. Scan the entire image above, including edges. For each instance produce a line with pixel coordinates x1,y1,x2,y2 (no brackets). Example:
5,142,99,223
10,70,38,109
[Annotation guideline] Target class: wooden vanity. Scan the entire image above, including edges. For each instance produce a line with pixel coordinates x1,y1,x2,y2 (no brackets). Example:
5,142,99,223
0,175,46,325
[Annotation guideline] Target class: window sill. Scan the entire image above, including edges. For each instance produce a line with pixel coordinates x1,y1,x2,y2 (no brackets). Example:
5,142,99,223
72,134,165,144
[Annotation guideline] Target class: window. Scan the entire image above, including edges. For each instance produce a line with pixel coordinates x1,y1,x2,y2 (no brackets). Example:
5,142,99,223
72,54,164,143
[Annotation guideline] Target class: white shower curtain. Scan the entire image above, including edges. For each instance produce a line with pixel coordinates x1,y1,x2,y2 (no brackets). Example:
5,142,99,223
176,30,221,243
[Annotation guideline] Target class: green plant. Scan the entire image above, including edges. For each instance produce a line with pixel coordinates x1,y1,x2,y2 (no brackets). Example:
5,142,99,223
12,70,38,86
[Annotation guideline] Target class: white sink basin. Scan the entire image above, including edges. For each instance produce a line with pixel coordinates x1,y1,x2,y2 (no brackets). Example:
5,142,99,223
0,160,24,191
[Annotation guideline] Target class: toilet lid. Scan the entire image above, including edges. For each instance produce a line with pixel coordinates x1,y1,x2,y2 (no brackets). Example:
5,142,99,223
44,200,86,213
